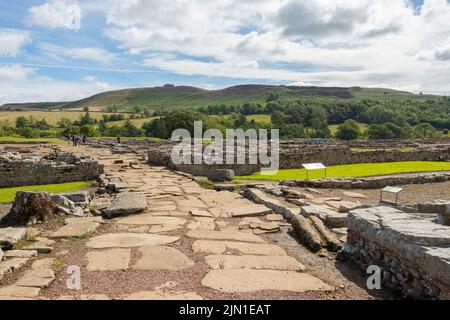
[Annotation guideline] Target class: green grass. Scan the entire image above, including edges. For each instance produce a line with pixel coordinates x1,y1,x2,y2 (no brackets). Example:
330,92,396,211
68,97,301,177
246,114,272,124
0,137,63,143
0,182,89,203
236,161,450,181
329,122,368,135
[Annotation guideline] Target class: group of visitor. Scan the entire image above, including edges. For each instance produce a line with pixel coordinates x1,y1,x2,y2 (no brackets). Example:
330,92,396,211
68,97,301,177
68,135,87,146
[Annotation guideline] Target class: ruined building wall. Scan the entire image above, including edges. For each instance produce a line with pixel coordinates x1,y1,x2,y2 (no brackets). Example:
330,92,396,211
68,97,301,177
0,153,104,188
345,207,450,300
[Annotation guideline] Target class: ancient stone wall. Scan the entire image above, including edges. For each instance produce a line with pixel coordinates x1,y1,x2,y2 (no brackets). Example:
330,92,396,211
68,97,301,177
281,172,450,189
0,148,104,188
345,206,450,299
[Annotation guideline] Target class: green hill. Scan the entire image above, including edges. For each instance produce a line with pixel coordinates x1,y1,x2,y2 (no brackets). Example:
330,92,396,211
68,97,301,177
0,84,442,112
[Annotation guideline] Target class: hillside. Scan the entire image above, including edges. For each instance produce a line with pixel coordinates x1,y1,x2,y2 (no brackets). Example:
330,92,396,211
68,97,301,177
0,84,442,112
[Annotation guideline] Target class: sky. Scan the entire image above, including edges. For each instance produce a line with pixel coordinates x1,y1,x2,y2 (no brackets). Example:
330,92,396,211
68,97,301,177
0,0,449,104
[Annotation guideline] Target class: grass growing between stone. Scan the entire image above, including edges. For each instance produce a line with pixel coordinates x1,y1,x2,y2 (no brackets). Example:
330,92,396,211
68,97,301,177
0,181,89,203
236,161,450,181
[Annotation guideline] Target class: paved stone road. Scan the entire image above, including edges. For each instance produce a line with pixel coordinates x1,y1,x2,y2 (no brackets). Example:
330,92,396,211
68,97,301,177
1,145,376,300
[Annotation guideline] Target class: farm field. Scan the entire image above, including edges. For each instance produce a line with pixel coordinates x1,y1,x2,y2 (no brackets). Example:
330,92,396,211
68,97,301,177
329,122,368,135
0,111,115,125
236,161,450,181
0,181,90,203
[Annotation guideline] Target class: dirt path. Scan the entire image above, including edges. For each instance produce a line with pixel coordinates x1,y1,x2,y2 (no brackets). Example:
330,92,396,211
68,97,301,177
1,145,385,300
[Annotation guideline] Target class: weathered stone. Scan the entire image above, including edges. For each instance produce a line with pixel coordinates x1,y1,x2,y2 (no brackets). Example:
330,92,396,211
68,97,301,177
51,219,100,238
0,247,3,261
190,209,213,218
23,237,54,253
134,246,194,271
1,191,59,226
192,240,287,256
301,204,336,220
4,250,37,258
51,194,75,209
309,216,342,252
325,211,348,228
56,294,110,300
187,218,216,231
123,291,203,300
0,265,10,280
202,269,332,293
206,169,234,182
342,191,368,199
0,285,40,298
0,257,29,271
0,227,27,250
86,249,131,271
15,268,55,288
291,214,323,252
326,200,361,213
345,206,450,299
205,255,305,271
265,214,284,222
148,224,182,233
31,258,55,270
116,215,185,226
87,233,179,248
186,230,266,243
104,192,148,218
228,204,272,218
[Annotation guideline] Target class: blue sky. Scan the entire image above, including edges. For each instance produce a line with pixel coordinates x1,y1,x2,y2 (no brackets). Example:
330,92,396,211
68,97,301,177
0,0,449,104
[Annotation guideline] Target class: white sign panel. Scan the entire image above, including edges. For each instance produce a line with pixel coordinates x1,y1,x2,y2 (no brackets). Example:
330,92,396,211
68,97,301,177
303,163,326,170
382,186,403,194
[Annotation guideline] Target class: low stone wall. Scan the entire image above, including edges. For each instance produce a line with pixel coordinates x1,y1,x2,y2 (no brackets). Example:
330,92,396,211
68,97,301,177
0,149,104,188
281,171,450,189
145,139,450,177
344,206,450,299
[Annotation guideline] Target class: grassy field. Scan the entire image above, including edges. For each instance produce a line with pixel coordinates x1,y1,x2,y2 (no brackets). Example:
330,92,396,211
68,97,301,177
246,114,272,124
0,182,90,203
236,161,450,181
0,111,118,126
0,137,63,143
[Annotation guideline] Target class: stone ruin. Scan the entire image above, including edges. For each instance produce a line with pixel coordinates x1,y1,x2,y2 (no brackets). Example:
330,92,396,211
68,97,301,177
0,145,104,188
345,204,450,299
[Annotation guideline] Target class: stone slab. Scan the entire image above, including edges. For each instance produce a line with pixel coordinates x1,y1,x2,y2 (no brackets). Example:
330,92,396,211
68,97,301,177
133,246,194,271
205,255,305,271
0,227,27,250
0,257,29,271
50,221,100,238
104,192,148,218
0,285,40,298
86,249,131,271
201,269,332,293
192,240,287,256
15,268,55,288
87,233,179,249
4,250,37,258
123,291,203,300
228,204,272,218
31,258,55,270
116,216,186,226
186,230,266,243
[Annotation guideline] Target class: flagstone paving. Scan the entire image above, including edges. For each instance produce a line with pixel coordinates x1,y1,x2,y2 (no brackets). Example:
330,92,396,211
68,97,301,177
0,144,379,300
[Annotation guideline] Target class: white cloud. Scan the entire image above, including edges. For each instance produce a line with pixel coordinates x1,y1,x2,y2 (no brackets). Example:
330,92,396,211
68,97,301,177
38,42,117,64
84,75,111,90
0,64,115,104
0,29,31,56
26,0,81,31
96,0,450,94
